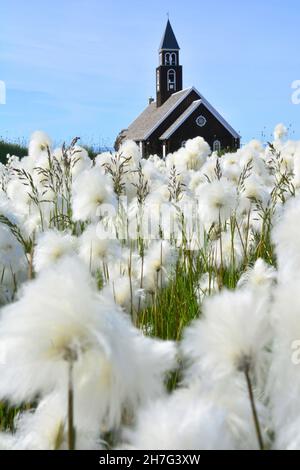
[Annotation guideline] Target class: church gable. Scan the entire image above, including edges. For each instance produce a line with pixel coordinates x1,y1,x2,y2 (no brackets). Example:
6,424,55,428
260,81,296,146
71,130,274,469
161,100,239,153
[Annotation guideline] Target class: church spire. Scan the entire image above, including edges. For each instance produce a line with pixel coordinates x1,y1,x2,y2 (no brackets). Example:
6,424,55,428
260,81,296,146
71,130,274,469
156,20,183,107
159,19,180,50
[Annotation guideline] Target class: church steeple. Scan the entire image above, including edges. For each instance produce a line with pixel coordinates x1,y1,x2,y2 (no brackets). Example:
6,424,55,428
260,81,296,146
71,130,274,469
159,19,180,50
156,20,183,107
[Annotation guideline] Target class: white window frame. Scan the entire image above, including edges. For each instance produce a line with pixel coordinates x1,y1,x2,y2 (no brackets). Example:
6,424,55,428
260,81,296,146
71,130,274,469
196,115,207,127
213,140,221,152
170,52,177,66
165,52,171,65
167,69,176,91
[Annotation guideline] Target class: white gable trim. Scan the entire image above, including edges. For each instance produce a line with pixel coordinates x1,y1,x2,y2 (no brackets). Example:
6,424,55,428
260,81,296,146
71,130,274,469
159,48,180,52
190,86,240,139
143,87,195,140
159,100,202,140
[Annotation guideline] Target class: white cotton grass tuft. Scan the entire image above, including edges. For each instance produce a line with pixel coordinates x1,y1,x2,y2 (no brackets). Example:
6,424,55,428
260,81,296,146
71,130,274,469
196,178,237,226
272,195,300,281
118,140,141,167
181,289,271,389
121,383,269,450
0,224,27,275
221,153,241,182
274,417,300,450
78,223,121,273
28,131,52,160
181,289,271,451
33,229,77,273
0,256,176,432
70,145,91,178
237,258,277,293
101,275,143,313
6,177,34,217
0,224,27,298
238,174,270,213
143,240,177,292
120,388,235,450
72,167,117,222
273,123,288,141
0,432,17,450
198,379,270,450
11,393,103,450
170,136,210,171
268,276,300,446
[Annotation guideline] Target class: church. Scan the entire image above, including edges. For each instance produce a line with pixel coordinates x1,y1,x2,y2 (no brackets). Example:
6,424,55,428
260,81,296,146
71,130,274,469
115,20,240,158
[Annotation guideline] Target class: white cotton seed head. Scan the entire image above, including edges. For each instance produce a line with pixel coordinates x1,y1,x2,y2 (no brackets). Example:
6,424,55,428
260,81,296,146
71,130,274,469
237,258,277,292
143,240,177,291
12,392,103,450
28,131,52,159
118,140,141,167
272,195,300,281
0,224,26,275
121,389,235,450
268,276,300,437
238,174,270,213
101,276,143,313
196,178,237,226
0,256,176,431
70,146,91,178
72,167,116,222
78,223,120,273
273,123,288,141
33,230,77,273
181,289,271,388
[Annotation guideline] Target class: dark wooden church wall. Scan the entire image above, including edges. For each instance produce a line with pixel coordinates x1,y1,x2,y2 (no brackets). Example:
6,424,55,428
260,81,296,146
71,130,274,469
168,104,239,153
144,90,201,156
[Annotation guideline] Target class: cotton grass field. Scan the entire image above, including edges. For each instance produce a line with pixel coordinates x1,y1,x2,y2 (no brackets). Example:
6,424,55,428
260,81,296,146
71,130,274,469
0,126,299,449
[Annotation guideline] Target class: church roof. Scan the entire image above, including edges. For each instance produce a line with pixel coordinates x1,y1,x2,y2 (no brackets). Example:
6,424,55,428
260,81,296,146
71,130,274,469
160,99,202,140
122,88,191,141
121,87,240,142
159,20,180,50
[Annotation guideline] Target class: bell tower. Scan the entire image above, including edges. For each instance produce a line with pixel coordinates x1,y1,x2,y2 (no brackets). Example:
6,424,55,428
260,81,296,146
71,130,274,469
156,20,183,107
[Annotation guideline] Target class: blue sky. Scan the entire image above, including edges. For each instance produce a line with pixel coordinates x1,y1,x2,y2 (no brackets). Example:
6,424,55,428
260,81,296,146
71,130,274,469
0,0,300,148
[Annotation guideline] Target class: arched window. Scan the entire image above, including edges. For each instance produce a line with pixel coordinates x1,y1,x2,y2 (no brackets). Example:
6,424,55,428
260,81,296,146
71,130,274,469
156,70,160,92
213,140,221,153
167,69,176,91
170,53,177,65
165,53,171,65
